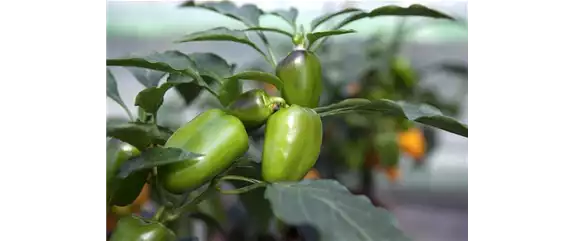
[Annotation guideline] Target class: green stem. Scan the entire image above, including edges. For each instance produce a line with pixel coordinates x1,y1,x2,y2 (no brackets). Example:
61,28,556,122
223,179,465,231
152,206,166,222
164,181,217,222
152,168,168,207
269,96,288,108
215,175,267,195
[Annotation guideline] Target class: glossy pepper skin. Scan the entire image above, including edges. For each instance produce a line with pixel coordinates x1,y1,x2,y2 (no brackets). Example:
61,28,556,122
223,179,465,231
262,105,323,182
226,89,286,130
276,49,323,108
110,215,176,241
107,142,148,207
158,109,249,194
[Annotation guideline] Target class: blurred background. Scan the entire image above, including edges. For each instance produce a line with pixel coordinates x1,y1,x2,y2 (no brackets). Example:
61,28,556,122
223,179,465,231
107,1,468,241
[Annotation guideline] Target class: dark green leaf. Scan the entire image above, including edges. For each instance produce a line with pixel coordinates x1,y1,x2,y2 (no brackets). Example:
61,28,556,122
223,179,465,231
335,4,455,29
118,146,203,179
243,26,293,38
177,27,267,60
188,53,241,106
314,98,468,137
265,180,411,241
310,8,362,31
126,67,167,88
306,29,356,48
106,69,133,119
135,83,178,114
269,8,298,30
107,50,198,73
106,121,174,150
226,71,283,90
180,0,263,27
174,82,203,105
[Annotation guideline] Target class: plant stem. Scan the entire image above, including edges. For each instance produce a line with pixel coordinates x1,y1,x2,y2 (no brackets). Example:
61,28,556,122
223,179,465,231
164,181,217,222
152,205,166,222
152,168,168,206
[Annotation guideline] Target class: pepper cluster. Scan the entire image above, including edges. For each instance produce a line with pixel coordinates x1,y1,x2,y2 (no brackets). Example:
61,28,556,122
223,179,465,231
107,45,324,240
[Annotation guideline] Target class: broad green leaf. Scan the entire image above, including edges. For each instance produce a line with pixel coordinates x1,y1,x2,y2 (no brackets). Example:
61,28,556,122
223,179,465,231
106,69,133,119
314,98,468,137
135,82,178,114
177,27,267,60
265,180,411,241
180,0,263,27
243,27,293,38
117,146,203,178
116,51,207,115
227,163,273,233
126,67,167,88
188,53,241,106
189,52,233,78
106,121,174,151
306,29,356,48
269,8,298,30
310,8,362,31
174,82,203,105
226,71,283,91
335,4,455,29
107,50,198,73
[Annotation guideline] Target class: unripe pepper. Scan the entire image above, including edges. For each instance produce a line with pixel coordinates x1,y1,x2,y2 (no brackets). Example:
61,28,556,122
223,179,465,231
107,142,148,207
110,215,176,241
226,89,286,130
158,109,249,194
373,133,401,183
262,105,323,182
276,48,323,108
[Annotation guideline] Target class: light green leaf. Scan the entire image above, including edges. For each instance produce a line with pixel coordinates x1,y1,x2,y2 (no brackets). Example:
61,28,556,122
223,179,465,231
306,29,356,48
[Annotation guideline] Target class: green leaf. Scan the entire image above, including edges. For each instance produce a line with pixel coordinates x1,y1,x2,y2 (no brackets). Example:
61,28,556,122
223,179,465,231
310,8,362,31
335,4,455,29
126,67,167,88
226,71,283,91
306,29,356,48
265,180,411,241
107,50,198,73
107,69,133,120
269,8,298,30
174,82,203,105
189,53,241,106
243,26,293,38
180,0,263,27
177,27,267,60
106,121,174,151
314,98,468,137
118,146,203,179
135,82,178,114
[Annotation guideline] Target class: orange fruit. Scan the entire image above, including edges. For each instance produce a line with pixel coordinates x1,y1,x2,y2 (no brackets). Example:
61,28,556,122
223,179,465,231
106,213,117,232
304,168,321,179
381,166,401,183
132,183,150,207
398,127,426,161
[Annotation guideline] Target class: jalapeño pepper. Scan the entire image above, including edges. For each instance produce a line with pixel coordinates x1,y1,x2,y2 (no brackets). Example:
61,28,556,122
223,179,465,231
158,109,249,194
262,105,323,182
276,48,323,108
110,215,176,241
107,141,148,207
226,89,286,130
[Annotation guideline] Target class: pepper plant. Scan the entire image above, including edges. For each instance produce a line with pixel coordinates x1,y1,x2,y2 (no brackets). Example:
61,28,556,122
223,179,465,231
106,1,468,241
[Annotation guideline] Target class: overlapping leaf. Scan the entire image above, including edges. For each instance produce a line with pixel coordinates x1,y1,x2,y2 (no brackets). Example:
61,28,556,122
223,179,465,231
315,98,468,137
177,27,267,60
117,146,203,179
306,29,356,48
335,4,455,29
106,69,132,119
265,180,411,241
106,121,174,151
180,0,263,27
225,71,283,91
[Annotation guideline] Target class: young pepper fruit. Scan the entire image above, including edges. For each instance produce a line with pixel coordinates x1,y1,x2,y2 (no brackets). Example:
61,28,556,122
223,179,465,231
262,105,323,182
276,48,323,108
226,89,286,130
110,215,176,241
107,142,148,207
158,109,249,194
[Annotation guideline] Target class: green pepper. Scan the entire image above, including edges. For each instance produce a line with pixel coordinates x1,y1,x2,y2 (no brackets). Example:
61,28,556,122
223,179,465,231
158,109,249,193
374,132,400,168
110,215,176,241
107,141,148,207
262,105,323,182
276,48,323,108
226,89,286,130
